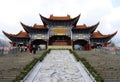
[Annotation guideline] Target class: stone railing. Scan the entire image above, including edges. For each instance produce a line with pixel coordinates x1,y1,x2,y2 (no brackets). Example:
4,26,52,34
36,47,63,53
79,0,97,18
100,47,120,55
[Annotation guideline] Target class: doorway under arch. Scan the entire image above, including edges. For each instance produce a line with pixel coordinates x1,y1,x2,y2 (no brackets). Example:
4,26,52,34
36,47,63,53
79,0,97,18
73,40,88,50
30,39,47,53
49,35,71,46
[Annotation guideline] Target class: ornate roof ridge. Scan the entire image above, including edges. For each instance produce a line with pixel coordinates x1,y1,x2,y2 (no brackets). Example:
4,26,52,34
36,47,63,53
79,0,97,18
15,31,26,36
3,30,29,38
21,22,46,29
33,24,44,28
91,31,117,38
76,24,87,28
49,14,71,20
40,14,80,20
74,22,99,30
15,31,28,37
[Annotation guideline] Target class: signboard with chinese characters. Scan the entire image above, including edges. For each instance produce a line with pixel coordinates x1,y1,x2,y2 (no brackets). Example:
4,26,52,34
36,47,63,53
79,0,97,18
36,34,43,39
78,34,83,39
32,34,45,39
73,34,89,40
51,26,68,35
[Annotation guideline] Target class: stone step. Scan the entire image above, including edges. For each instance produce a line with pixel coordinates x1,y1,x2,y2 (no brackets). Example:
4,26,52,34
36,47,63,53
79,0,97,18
48,46,72,50
0,79,12,82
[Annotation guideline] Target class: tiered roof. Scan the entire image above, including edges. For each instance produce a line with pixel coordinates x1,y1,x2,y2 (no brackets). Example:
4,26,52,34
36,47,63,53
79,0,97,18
20,22,48,33
40,14,80,21
40,14,80,26
3,31,29,38
91,31,117,38
20,22,47,29
3,14,117,44
72,22,99,34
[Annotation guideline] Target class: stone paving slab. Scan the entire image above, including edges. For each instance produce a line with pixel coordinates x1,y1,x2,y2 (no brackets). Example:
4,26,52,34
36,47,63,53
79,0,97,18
22,50,95,82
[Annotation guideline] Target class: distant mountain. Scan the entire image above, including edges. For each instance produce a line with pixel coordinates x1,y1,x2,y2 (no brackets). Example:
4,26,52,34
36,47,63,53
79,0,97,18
0,36,10,47
115,43,120,47
111,39,120,47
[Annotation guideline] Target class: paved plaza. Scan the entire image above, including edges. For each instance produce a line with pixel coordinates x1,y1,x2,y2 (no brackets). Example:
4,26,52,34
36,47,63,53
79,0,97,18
22,50,95,82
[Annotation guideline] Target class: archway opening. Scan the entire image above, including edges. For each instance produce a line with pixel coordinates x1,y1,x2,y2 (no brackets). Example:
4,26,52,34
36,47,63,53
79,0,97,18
49,35,71,46
73,40,88,50
30,39,47,54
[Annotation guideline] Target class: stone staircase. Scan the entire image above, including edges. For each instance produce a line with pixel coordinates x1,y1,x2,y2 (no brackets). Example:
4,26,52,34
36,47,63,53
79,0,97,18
0,51,43,82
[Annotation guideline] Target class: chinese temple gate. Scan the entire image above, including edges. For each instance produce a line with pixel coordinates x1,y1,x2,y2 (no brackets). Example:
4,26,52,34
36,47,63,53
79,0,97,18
3,14,117,50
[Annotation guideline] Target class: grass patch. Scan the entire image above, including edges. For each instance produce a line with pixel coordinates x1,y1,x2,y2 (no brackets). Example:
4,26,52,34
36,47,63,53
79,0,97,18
69,49,104,82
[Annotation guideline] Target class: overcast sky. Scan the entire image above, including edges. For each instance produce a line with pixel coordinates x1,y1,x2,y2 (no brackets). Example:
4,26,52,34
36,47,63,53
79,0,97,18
0,0,120,43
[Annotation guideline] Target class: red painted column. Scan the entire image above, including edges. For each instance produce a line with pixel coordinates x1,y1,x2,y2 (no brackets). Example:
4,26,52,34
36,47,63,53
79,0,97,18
27,44,32,53
13,43,16,47
104,42,108,47
86,40,92,51
88,44,92,50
